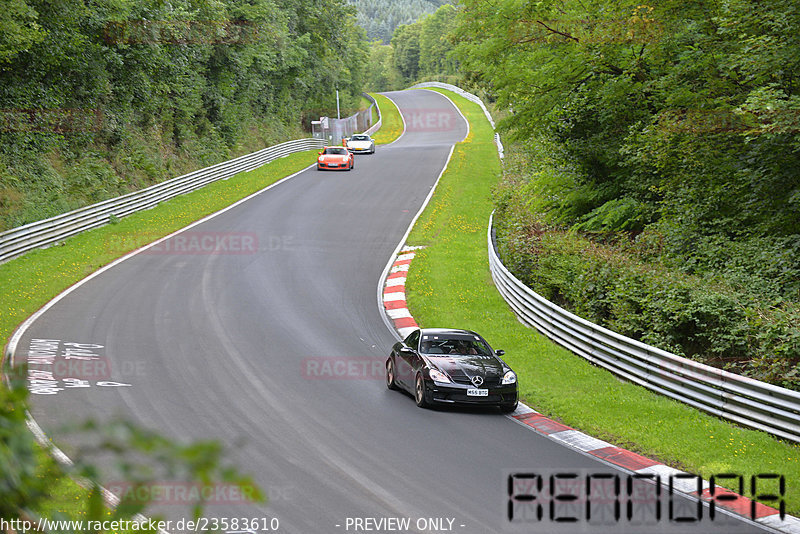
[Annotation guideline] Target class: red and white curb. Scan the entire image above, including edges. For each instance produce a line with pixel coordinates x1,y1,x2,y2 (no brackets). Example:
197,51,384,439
382,246,424,339
509,404,797,532
380,251,798,534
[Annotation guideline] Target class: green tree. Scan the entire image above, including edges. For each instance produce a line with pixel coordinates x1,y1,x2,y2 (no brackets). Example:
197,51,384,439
0,0,371,230
418,4,458,78
392,22,421,82
0,0,44,63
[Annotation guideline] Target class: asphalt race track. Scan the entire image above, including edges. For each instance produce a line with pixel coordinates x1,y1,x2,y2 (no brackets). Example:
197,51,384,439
17,90,769,533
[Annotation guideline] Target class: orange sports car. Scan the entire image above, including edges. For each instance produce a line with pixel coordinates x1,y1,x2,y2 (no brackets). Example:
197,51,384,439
317,146,354,171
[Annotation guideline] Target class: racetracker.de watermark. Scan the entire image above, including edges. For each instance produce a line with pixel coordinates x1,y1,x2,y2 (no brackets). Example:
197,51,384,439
105,481,260,505
302,357,386,380
105,231,260,256
404,108,460,133
103,20,264,45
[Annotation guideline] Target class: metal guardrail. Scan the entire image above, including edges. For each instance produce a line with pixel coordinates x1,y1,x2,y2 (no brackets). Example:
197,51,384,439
362,93,382,136
0,138,326,264
488,212,800,442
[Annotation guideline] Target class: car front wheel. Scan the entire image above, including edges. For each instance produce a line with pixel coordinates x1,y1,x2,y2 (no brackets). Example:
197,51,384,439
500,400,518,414
415,373,430,408
386,358,398,390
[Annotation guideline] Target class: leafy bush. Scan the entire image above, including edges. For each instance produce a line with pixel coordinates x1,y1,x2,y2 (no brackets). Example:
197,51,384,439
494,203,800,389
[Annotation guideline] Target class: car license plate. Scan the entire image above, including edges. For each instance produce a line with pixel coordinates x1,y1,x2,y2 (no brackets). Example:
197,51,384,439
467,388,488,397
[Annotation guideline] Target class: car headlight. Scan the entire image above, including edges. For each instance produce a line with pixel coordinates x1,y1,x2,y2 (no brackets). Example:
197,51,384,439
502,370,517,385
429,369,451,384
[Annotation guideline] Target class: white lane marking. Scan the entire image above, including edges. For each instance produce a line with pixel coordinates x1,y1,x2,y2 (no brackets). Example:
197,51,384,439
378,92,407,147
389,264,409,273
375,131,457,340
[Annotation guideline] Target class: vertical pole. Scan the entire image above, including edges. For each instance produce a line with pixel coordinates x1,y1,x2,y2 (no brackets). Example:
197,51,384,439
336,89,340,119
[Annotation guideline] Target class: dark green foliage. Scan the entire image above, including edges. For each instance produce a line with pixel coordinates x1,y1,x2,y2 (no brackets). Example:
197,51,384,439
365,42,404,92
391,23,421,81
0,372,260,525
348,0,453,43
0,0,369,230
454,0,800,255
494,200,800,389
371,3,459,88
458,0,800,386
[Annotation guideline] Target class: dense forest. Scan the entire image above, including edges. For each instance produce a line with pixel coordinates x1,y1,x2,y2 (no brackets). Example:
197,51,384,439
348,0,452,43
0,0,368,230
364,2,458,91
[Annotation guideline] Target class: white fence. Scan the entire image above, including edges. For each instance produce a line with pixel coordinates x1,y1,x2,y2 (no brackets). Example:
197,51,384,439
0,138,326,264
488,212,800,442
312,93,380,143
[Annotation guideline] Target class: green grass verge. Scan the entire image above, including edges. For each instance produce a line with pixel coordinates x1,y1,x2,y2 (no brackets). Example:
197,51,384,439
369,93,403,145
1,149,318,523
404,88,800,513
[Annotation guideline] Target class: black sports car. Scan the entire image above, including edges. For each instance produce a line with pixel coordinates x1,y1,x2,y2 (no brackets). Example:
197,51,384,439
386,328,518,412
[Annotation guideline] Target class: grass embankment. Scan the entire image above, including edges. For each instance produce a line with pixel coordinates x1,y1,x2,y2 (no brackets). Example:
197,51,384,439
368,93,403,145
404,88,800,513
1,149,319,522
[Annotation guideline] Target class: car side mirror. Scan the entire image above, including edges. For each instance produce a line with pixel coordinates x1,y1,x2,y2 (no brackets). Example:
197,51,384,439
318,151,323,155
495,349,505,356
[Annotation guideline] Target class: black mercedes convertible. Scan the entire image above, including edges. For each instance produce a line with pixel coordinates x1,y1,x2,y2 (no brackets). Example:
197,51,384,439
386,328,518,412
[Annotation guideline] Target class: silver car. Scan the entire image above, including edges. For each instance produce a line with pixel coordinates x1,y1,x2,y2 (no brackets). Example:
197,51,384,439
346,134,376,154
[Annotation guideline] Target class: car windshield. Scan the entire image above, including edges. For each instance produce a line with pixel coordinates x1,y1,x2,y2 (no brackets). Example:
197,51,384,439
419,334,492,356
323,148,348,155
350,135,368,141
